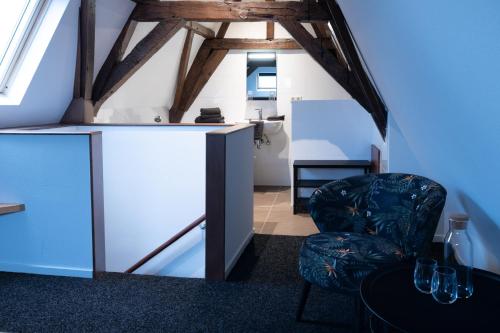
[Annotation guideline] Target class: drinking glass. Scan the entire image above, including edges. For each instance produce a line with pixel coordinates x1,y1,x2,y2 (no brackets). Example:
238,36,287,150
414,258,437,294
431,266,458,304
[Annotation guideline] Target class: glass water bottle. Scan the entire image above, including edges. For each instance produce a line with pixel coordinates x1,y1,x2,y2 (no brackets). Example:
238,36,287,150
443,214,473,298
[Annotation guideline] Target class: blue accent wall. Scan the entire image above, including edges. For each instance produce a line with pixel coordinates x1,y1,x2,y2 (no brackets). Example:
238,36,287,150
339,0,500,273
0,134,94,277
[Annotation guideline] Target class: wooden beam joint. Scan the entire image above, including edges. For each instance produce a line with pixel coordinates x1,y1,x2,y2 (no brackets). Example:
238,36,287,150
185,22,215,39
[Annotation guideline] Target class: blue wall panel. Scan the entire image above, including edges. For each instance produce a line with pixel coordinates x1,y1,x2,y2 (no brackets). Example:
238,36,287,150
0,134,94,277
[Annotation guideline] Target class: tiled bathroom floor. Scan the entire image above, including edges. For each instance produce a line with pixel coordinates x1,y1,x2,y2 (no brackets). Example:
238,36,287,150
253,186,319,236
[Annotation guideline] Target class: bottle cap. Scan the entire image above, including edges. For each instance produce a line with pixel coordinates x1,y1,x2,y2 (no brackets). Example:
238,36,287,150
449,213,469,229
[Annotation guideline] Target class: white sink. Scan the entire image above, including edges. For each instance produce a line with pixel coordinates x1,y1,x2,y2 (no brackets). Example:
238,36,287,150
262,120,283,135
239,119,283,135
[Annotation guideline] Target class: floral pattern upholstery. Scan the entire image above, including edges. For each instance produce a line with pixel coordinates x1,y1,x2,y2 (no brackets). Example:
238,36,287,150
299,232,404,292
299,173,446,293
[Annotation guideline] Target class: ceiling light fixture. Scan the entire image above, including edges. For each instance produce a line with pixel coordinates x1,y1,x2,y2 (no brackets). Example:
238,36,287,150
248,52,276,60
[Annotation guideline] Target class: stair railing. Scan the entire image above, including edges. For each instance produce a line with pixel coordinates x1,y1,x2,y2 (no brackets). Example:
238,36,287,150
125,214,206,273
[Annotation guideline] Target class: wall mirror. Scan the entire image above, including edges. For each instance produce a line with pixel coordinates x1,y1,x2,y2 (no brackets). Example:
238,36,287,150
246,52,277,100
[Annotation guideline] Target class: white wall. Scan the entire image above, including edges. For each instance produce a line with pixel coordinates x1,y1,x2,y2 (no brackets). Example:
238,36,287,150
43,125,218,277
79,125,215,277
339,0,500,273
0,0,78,128
96,21,357,186
270,52,354,186
291,99,381,198
292,100,379,161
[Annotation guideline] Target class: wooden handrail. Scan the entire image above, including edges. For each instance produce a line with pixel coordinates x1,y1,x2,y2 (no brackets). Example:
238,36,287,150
125,214,206,273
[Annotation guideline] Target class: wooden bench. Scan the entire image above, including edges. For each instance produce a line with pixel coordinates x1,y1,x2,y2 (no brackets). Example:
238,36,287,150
292,145,381,214
293,160,371,214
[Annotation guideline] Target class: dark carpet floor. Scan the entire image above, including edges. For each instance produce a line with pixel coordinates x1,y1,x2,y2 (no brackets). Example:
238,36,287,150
0,235,355,332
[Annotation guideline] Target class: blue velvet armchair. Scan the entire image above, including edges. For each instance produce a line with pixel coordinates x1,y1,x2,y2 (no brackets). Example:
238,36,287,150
296,173,447,326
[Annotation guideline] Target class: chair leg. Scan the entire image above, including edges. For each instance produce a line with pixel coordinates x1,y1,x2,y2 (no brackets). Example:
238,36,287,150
353,295,365,333
296,280,312,322
296,282,359,329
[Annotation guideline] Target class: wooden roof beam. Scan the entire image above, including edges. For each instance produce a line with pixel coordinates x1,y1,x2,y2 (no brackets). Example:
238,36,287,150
204,38,335,50
92,11,137,104
312,22,349,68
169,23,231,123
266,21,275,40
204,38,301,50
170,29,194,117
266,0,275,40
80,0,95,101
216,23,231,38
131,1,331,22
185,22,215,39
180,47,228,114
279,20,364,107
61,0,96,124
94,20,185,112
326,1,388,138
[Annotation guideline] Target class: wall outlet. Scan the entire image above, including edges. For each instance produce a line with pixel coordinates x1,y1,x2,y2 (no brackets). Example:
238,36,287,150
291,97,303,102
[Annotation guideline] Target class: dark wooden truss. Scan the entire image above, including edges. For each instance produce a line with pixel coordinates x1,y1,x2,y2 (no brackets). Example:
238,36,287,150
62,0,387,138
131,1,331,22
325,1,388,137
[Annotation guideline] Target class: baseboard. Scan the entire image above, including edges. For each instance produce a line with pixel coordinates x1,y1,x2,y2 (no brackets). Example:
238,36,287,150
0,262,93,278
225,231,254,278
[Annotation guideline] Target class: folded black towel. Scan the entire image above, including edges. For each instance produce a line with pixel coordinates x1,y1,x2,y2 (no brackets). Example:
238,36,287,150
195,119,225,124
267,115,285,121
195,116,225,123
200,108,221,116
197,114,222,120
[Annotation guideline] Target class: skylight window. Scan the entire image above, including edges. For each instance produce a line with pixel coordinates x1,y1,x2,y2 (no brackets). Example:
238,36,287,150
0,0,46,93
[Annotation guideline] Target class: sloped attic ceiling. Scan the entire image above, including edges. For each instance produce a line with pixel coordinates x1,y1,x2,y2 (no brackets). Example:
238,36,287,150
337,0,500,273
0,0,79,128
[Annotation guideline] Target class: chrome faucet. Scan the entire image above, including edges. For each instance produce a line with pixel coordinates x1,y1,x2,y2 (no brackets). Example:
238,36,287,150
256,108,263,120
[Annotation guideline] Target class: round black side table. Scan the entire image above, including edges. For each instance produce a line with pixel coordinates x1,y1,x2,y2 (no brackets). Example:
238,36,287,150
360,263,500,333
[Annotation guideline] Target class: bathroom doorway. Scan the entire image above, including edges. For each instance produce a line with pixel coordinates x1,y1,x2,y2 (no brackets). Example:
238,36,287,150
253,186,318,236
